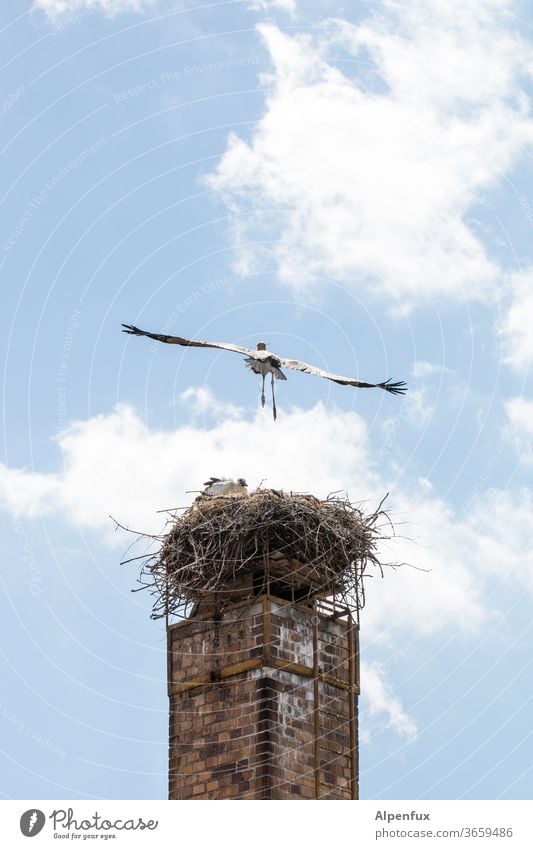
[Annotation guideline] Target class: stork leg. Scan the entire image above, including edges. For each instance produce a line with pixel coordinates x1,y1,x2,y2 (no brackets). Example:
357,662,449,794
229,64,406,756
271,372,277,421
261,374,266,408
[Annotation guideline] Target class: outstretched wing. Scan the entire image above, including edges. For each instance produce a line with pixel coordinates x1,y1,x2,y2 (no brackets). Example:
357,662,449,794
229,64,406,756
122,324,257,357
277,356,407,395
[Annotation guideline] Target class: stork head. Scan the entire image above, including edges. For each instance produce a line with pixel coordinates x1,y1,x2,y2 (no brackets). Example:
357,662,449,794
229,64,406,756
237,478,248,487
256,341,267,351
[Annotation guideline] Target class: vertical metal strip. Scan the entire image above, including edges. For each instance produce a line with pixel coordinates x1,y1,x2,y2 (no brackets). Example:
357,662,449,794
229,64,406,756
347,617,358,799
355,622,360,799
166,624,172,698
167,622,172,799
262,595,271,665
165,573,171,697
313,603,321,798
261,593,272,796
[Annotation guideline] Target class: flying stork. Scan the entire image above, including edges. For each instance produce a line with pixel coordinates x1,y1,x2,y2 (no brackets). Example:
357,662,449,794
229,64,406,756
121,324,407,420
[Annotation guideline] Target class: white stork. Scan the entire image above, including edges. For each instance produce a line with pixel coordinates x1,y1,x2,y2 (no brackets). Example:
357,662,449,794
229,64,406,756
122,324,407,420
202,477,248,496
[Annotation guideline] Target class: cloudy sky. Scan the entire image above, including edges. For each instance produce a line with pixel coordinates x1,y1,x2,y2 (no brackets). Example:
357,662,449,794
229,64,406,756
1,0,532,800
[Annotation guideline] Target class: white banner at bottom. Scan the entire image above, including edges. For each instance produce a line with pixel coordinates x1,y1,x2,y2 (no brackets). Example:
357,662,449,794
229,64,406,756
1,800,531,848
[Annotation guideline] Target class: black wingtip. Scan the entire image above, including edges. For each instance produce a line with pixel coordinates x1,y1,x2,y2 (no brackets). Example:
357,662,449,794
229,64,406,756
122,323,139,335
381,379,408,395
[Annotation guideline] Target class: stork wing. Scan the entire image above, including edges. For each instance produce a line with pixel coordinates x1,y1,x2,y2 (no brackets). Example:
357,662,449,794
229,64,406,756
277,356,408,395
121,325,257,357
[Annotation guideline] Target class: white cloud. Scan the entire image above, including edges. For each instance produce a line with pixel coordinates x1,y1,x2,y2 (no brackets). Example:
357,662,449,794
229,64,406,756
0,400,374,539
362,489,489,641
209,3,533,308
361,661,417,741
248,0,295,13
32,0,155,19
178,386,245,420
464,487,533,592
504,396,533,463
412,361,451,380
0,465,61,519
499,269,533,369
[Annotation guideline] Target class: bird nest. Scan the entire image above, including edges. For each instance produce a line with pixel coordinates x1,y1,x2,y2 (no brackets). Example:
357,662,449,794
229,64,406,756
129,489,392,620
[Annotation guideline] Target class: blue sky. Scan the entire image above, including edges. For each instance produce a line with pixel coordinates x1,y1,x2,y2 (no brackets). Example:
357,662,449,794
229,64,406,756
1,0,532,800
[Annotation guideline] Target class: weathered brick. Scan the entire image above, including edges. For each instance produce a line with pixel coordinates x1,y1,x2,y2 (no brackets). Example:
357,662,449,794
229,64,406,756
168,597,359,800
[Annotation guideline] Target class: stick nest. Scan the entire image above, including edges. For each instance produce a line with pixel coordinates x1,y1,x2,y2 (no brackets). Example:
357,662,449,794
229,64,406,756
131,489,392,620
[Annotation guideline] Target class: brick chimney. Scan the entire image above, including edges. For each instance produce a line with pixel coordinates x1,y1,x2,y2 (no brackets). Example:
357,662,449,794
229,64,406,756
168,595,359,799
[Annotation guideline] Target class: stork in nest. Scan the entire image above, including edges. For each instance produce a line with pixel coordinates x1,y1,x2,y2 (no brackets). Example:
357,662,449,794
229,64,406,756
201,477,248,497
